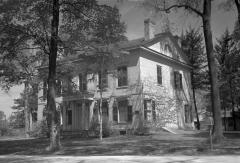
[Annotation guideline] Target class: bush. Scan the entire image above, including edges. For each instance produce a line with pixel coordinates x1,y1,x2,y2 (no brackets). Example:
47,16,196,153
89,119,112,138
131,111,147,135
29,120,49,138
0,128,9,136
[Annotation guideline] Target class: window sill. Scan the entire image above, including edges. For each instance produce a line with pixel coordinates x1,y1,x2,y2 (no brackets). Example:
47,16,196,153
116,86,128,89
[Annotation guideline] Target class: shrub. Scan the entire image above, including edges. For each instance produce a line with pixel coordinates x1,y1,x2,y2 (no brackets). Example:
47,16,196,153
89,119,112,138
29,120,49,138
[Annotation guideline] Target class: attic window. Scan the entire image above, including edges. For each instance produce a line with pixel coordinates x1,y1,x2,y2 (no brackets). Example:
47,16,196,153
164,44,172,53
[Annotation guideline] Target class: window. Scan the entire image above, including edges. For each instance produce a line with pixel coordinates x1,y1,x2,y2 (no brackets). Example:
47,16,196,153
79,73,87,91
113,100,132,123
157,65,162,85
174,71,182,89
144,100,156,121
98,70,108,89
164,44,172,53
55,79,62,96
117,66,128,87
118,100,128,122
67,110,72,125
102,101,108,116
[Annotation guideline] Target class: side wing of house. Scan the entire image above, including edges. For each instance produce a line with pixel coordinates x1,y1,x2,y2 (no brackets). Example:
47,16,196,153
139,36,193,129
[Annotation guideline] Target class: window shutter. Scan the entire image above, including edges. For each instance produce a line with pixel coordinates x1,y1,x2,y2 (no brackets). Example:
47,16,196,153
157,65,162,85
127,106,132,122
152,101,156,121
179,73,183,89
113,106,118,122
144,100,147,120
174,71,178,88
67,110,72,125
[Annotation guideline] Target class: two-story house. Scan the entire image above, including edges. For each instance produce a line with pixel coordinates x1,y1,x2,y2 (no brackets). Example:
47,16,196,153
37,19,194,134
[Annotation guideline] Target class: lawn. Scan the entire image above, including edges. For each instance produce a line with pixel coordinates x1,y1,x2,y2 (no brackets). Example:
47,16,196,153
0,130,240,156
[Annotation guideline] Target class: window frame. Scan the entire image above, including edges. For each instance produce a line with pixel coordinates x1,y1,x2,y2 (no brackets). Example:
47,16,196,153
79,73,87,92
113,100,132,123
117,66,128,87
174,71,183,89
98,70,108,90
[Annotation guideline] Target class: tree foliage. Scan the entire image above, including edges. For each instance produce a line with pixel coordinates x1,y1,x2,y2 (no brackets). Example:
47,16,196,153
215,29,240,130
181,27,208,89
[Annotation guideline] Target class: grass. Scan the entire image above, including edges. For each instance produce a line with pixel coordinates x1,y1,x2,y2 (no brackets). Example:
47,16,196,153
0,130,240,156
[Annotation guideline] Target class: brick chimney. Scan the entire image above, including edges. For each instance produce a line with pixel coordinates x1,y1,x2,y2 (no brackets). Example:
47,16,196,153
144,18,155,40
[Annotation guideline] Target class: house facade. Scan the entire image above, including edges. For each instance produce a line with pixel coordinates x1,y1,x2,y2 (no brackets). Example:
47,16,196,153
37,19,194,133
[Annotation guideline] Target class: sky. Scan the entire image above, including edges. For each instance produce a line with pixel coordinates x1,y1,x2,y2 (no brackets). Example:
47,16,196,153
0,0,237,118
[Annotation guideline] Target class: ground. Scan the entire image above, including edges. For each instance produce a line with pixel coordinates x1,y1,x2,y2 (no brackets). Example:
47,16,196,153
0,129,240,162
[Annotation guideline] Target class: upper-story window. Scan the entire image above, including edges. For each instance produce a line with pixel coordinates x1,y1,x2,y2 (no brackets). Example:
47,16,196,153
174,71,182,89
79,73,87,91
117,66,128,87
157,65,162,85
98,70,108,89
55,79,62,96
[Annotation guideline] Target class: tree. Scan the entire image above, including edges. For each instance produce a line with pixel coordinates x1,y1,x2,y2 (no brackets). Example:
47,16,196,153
219,0,240,26
181,27,207,130
0,48,41,137
90,5,127,140
143,0,224,142
215,29,240,130
0,111,5,121
0,0,98,151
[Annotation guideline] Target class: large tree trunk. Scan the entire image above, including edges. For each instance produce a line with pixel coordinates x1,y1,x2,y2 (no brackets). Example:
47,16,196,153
202,0,223,142
24,82,30,138
47,0,60,151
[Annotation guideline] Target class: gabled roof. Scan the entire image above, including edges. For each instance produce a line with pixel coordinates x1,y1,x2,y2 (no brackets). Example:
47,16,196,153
116,32,191,67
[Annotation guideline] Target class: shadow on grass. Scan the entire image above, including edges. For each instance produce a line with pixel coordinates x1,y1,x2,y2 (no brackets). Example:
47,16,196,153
0,132,240,156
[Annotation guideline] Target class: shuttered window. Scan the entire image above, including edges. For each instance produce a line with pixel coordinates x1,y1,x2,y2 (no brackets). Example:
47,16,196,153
117,66,128,87
55,80,62,97
174,71,183,89
98,70,108,89
102,101,108,116
79,73,87,91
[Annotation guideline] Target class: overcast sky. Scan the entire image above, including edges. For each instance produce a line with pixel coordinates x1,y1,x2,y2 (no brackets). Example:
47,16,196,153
0,0,237,118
